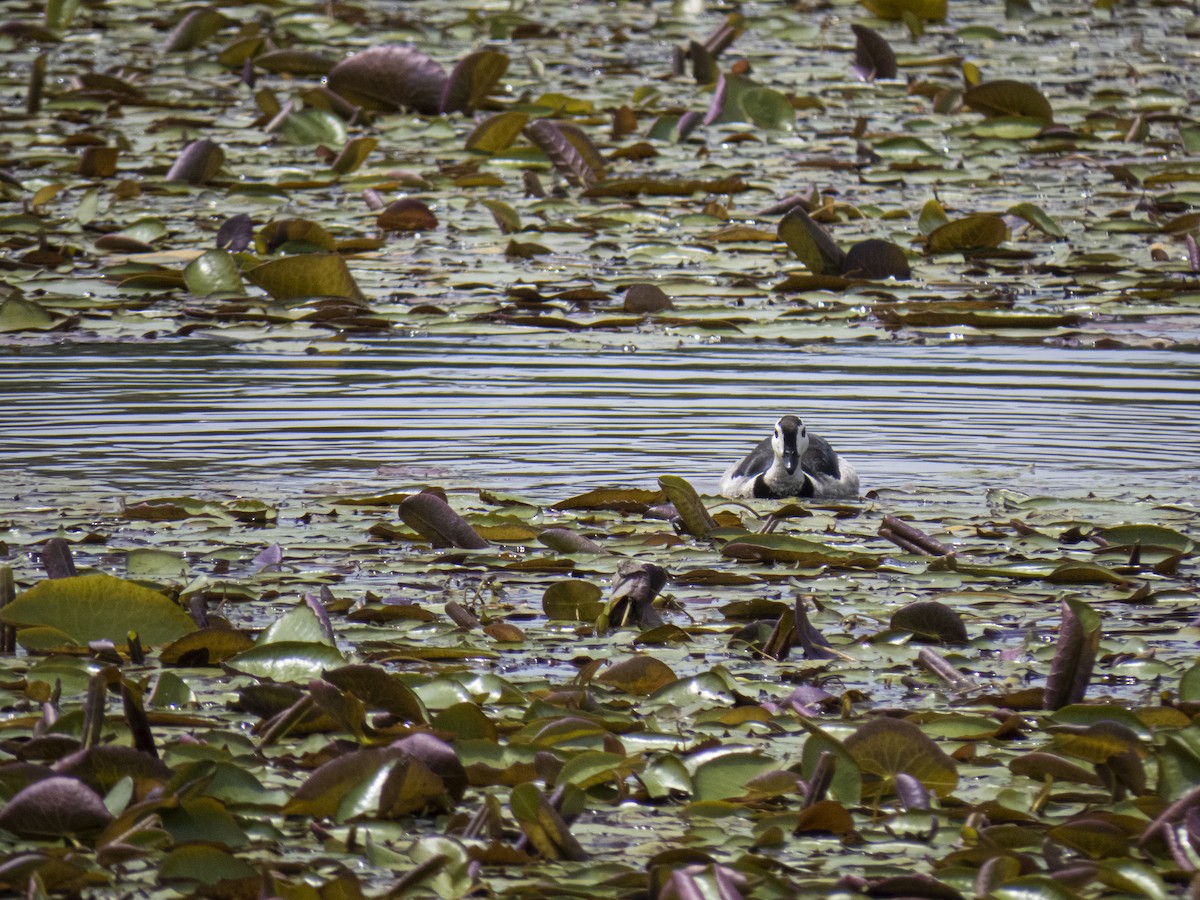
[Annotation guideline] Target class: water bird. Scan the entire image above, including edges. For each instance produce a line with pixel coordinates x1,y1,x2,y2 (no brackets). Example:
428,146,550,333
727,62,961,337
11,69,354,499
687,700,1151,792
719,415,860,500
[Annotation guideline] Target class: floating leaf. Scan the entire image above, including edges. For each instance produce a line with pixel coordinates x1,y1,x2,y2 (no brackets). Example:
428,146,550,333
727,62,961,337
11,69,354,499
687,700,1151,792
926,215,1007,254
692,752,778,802
224,640,347,683
254,48,336,76
851,24,897,80
440,49,509,115
158,843,257,887
0,776,113,838
466,111,530,153
721,534,880,568
183,249,242,296
843,717,958,799
524,119,605,188
542,581,604,621
1097,524,1194,555
398,493,490,549
658,475,717,538
551,488,664,512
244,253,363,301
378,198,438,232
1043,597,1101,710
964,79,1053,124
778,207,846,276
1,574,197,645
160,627,253,668
860,0,947,21
165,139,224,185
843,239,911,280
327,45,446,114
1008,202,1067,239
889,601,967,643
794,799,856,834
582,176,748,198
596,656,676,695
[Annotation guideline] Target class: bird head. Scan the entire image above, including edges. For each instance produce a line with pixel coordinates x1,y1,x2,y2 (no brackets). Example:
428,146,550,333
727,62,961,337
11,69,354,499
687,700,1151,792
772,415,808,475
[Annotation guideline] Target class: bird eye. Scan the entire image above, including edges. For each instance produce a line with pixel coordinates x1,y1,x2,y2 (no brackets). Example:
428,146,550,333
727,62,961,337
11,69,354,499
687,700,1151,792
801,427,807,437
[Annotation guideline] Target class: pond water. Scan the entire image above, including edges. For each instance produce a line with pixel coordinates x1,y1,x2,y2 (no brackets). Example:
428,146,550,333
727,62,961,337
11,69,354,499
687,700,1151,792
2,336,1196,502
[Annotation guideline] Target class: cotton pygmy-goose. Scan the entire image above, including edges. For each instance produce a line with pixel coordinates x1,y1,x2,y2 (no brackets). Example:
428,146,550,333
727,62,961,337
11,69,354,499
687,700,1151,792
719,415,860,500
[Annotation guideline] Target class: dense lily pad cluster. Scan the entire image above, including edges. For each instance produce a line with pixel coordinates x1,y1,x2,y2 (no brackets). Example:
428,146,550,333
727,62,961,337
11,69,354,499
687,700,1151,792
0,0,1198,347
0,477,1197,897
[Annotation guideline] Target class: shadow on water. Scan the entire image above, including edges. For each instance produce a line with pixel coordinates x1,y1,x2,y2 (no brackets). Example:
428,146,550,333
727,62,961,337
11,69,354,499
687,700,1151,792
1,335,1197,500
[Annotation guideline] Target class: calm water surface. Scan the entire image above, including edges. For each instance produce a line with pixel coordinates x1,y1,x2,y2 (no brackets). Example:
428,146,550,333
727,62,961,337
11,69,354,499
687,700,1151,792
1,335,1197,501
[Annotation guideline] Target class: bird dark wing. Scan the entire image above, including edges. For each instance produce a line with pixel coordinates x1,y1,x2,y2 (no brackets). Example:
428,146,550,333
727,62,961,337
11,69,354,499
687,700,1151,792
803,434,844,479
726,436,774,480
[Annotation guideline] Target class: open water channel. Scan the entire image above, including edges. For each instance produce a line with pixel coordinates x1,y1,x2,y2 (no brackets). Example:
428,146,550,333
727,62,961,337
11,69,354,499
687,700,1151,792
1,335,1196,503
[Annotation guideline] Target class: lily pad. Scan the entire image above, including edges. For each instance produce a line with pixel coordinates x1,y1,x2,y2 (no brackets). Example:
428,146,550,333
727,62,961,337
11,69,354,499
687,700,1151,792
1,574,197,645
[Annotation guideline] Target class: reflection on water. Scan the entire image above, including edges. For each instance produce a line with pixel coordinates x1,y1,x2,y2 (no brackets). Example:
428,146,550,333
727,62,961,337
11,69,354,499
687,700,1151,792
1,335,1197,500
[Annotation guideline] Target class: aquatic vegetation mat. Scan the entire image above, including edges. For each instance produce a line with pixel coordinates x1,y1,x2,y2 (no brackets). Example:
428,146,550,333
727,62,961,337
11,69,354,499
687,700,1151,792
0,0,1198,350
0,477,1198,897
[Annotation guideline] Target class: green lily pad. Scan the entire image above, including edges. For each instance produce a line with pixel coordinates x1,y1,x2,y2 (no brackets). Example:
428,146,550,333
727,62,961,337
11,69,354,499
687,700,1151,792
1,573,197,645
224,640,347,683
